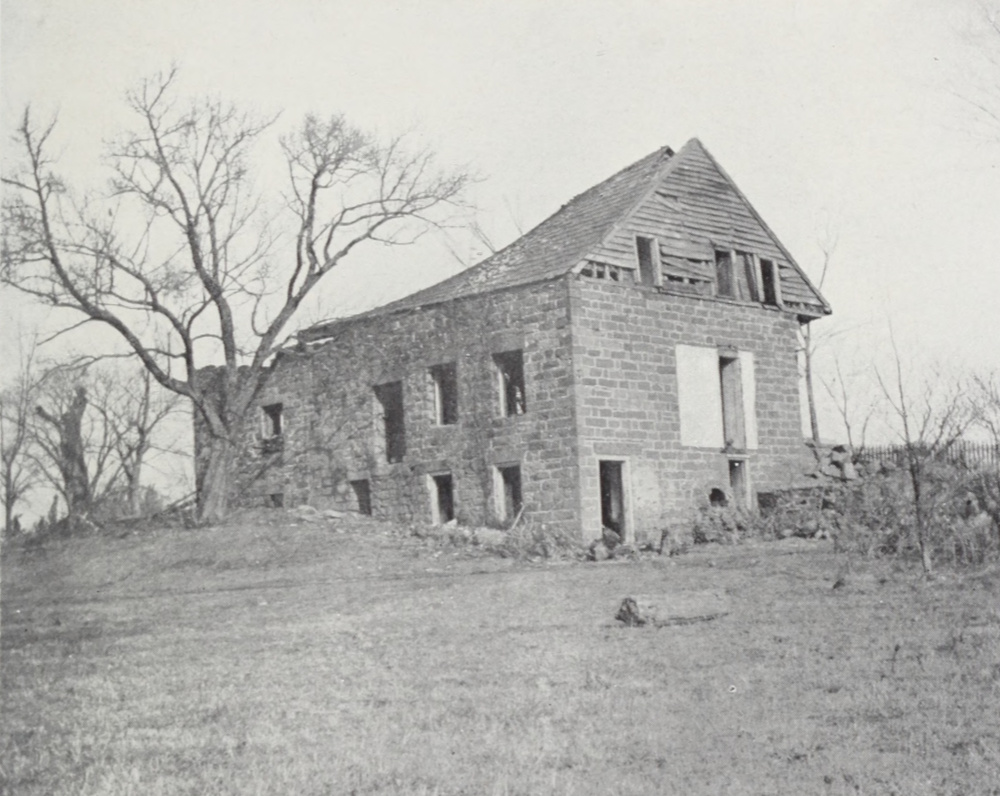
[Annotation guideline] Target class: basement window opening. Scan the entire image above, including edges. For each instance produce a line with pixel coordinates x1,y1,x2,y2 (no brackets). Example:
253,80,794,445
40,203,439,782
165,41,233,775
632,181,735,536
351,479,372,516
494,350,526,416
430,473,455,525
374,381,406,463
268,492,284,509
496,465,523,524
430,362,459,425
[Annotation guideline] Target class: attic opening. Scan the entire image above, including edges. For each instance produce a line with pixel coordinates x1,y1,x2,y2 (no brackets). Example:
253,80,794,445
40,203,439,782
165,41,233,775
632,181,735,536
759,259,780,306
715,251,735,298
635,236,661,286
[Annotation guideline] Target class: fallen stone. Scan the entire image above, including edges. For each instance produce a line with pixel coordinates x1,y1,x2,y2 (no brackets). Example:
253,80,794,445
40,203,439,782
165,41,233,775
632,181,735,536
323,509,347,520
292,504,319,518
615,591,730,627
588,539,611,561
474,528,507,546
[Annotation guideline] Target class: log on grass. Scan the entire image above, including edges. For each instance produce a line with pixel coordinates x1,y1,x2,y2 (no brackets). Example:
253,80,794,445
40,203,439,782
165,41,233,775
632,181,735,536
615,591,730,627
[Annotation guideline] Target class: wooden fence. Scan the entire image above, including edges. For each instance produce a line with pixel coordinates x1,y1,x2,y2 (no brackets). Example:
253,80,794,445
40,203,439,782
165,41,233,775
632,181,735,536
857,440,1000,470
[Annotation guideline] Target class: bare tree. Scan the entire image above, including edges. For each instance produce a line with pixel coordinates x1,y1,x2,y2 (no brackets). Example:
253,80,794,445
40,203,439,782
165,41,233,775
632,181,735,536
800,230,837,448
33,380,95,518
89,367,181,516
875,333,973,574
0,336,43,535
821,356,878,453
1,69,470,522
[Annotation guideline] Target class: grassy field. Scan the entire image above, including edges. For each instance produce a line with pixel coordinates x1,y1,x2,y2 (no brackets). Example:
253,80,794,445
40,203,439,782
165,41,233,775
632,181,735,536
2,513,999,795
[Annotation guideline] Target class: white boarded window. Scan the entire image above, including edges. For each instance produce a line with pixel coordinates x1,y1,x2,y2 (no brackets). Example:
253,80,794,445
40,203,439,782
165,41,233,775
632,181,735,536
676,345,724,448
676,345,758,449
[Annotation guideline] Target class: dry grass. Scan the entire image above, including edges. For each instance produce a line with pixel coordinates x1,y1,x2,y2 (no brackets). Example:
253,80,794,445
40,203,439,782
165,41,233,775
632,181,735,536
2,512,999,795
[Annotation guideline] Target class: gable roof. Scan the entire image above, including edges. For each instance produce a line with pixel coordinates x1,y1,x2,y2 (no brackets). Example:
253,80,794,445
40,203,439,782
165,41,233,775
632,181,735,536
301,139,828,341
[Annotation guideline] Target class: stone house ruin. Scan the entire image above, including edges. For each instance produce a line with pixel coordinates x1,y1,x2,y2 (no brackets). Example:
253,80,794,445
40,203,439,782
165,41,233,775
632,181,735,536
199,138,830,545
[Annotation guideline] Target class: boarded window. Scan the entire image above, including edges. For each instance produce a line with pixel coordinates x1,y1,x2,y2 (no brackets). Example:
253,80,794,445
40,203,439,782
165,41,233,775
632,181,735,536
676,345,757,449
760,259,780,306
261,403,283,438
494,350,526,416
635,236,661,286
430,473,455,524
351,479,372,516
715,250,735,298
430,363,459,425
374,381,406,463
496,465,523,523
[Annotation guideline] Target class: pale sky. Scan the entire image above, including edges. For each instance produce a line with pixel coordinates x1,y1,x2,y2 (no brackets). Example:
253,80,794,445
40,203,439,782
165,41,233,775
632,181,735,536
3,0,1000,444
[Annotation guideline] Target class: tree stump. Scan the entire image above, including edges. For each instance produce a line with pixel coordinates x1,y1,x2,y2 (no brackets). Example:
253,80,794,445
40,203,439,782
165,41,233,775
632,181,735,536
615,591,730,627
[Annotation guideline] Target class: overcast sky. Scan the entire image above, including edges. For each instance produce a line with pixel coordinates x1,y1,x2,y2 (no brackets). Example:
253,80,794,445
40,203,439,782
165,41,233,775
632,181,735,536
3,0,1000,442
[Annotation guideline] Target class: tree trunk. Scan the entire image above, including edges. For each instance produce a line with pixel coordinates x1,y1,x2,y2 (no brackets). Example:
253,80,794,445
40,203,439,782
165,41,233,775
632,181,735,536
804,325,821,446
197,436,234,524
909,464,934,575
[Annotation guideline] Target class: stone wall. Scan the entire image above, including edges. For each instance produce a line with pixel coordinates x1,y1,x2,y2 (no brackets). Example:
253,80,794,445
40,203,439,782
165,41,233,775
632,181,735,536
238,278,581,533
569,275,811,544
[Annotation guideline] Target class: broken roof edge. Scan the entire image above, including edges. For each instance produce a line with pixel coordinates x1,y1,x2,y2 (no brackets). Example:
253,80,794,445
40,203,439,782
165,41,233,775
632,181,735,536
296,270,570,344
693,140,832,317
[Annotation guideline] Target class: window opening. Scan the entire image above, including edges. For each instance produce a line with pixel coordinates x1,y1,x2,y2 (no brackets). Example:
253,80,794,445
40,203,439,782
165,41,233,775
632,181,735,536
497,465,523,523
719,356,746,450
430,473,455,524
738,252,760,301
715,250,735,298
351,479,372,516
494,350,526,416
729,460,748,509
261,403,283,438
430,363,459,425
268,492,284,509
760,259,779,305
374,381,406,463
709,487,728,508
599,460,626,537
635,236,660,286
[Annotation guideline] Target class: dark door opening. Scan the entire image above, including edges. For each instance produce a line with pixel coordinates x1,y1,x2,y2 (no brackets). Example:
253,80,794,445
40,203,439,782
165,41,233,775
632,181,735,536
432,473,455,524
599,460,625,537
498,465,523,523
729,459,747,509
351,479,372,516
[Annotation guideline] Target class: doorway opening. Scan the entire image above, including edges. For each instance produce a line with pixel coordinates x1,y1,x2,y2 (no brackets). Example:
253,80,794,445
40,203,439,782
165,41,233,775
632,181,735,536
599,460,626,539
728,459,748,509
430,473,455,524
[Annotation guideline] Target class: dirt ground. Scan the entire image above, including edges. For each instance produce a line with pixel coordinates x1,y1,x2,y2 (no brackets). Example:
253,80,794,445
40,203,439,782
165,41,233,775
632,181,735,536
2,512,999,795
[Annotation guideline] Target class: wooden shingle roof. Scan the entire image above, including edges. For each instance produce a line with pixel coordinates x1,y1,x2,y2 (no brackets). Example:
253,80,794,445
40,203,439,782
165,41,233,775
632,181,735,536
301,138,828,341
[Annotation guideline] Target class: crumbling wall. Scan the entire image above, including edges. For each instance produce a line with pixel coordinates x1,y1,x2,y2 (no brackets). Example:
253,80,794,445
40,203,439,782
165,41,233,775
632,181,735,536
237,278,581,534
